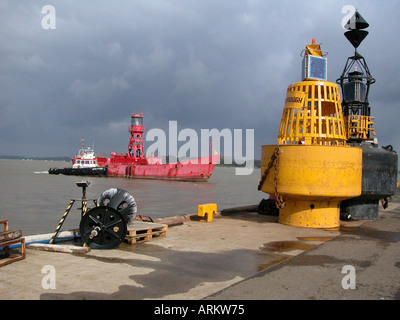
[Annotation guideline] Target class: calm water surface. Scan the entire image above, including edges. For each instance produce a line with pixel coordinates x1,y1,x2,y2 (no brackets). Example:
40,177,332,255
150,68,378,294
0,159,264,235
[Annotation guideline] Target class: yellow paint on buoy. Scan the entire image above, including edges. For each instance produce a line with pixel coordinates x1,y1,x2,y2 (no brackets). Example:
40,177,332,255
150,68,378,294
260,145,362,228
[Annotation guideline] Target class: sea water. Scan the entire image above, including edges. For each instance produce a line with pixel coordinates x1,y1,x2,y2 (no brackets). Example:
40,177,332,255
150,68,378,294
0,159,264,235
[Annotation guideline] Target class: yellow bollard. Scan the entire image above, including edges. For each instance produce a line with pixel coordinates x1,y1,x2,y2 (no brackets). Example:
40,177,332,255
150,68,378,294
197,203,217,222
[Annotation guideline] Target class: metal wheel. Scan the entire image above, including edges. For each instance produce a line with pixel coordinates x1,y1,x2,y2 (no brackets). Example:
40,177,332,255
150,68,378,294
79,206,127,249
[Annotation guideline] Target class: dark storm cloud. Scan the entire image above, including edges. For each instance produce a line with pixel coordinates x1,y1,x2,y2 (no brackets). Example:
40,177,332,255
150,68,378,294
0,0,399,158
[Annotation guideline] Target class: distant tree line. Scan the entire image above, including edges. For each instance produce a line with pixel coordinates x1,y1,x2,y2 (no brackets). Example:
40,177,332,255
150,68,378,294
0,155,70,161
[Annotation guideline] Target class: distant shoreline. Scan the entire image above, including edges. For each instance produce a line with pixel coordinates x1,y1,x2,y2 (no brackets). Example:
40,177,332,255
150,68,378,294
0,155,70,161
0,155,261,168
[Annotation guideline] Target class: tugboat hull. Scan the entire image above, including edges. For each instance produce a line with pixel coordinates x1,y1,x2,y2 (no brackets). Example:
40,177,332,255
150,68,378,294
48,166,108,176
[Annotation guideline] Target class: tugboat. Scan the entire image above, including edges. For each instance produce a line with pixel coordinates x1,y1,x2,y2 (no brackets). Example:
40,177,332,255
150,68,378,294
71,139,108,169
49,113,220,182
49,139,108,176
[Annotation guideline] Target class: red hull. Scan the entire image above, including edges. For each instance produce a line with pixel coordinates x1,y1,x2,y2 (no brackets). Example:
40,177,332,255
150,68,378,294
107,154,220,182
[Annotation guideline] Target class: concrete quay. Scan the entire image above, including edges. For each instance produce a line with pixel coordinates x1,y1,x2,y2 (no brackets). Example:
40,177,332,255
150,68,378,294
1,194,399,301
208,200,400,300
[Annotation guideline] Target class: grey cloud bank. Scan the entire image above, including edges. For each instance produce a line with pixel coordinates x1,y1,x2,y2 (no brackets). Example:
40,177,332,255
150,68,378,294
1,0,399,159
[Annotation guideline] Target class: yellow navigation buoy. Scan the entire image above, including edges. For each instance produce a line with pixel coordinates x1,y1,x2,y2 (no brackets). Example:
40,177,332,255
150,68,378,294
259,41,362,228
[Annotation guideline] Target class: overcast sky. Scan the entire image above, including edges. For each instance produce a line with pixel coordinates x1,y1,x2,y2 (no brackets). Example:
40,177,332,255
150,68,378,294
1,0,399,160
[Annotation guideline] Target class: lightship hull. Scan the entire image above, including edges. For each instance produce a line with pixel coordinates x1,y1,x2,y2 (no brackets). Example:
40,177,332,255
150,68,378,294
107,154,220,182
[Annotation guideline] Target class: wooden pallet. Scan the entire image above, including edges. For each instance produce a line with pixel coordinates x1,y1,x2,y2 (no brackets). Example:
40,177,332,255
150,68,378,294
0,220,26,267
125,221,168,245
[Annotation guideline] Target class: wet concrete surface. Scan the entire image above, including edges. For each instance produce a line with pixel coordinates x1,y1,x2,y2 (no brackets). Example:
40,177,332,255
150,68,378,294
40,246,274,300
1,196,399,300
207,200,400,300
0,210,349,300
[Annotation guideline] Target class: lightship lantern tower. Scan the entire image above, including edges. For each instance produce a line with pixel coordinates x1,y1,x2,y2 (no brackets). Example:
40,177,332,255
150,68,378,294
128,112,145,159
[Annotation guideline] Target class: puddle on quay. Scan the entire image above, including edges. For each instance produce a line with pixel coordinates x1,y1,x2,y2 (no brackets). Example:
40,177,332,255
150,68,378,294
322,222,400,243
337,226,357,232
256,253,291,272
262,241,316,253
339,225,400,243
257,238,338,270
296,237,333,242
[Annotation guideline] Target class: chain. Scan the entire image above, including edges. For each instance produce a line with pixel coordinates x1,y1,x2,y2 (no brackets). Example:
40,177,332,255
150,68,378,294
257,146,285,209
273,149,285,209
257,147,278,191
380,197,390,209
